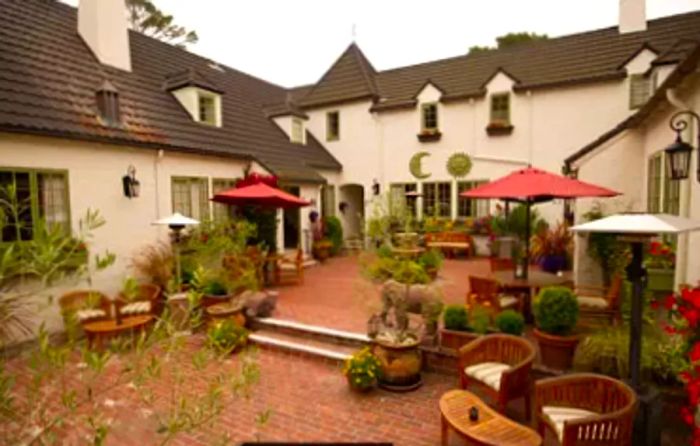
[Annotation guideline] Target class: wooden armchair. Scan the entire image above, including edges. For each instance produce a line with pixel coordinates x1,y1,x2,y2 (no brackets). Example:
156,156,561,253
535,373,637,445
468,276,521,312
574,276,623,324
114,284,162,317
458,334,536,419
489,257,514,272
274,248,304,286
58,290,112,327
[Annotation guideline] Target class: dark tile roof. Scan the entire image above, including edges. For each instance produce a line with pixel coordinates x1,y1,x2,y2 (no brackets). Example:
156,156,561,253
297,43,379,108
294,11,700,111
163,68,223,94
652,38,700,67
0,0,341,183
564,41,700,170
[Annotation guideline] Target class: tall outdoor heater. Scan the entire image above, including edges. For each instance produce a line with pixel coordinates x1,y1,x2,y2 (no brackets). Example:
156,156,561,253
572,213,700,446
153,213,199,291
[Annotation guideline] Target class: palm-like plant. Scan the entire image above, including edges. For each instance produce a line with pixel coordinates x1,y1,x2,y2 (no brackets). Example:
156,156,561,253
530,222,573,260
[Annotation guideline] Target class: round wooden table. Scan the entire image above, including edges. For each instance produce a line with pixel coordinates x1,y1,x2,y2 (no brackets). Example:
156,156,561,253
440,389,542,446
491,270,572,320
83,314,154,349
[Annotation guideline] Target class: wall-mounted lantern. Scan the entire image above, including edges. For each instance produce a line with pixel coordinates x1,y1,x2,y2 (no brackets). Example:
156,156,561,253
664,110,699,182
122,165,140,198
372,179,381,196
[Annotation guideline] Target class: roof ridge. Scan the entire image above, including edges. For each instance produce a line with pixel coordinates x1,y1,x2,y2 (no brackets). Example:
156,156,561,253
348,43,379,97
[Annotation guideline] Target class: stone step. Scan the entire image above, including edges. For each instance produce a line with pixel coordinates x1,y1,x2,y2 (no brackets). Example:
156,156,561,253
250,317,371,349
248,329,356,363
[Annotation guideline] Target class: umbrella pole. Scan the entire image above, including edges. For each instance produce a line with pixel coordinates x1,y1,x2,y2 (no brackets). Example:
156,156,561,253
523,199,531,280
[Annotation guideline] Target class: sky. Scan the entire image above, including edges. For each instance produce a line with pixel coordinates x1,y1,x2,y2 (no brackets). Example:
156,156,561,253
62,0,700,88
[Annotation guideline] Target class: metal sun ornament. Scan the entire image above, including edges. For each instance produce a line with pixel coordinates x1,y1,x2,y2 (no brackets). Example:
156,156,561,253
446,153,472,178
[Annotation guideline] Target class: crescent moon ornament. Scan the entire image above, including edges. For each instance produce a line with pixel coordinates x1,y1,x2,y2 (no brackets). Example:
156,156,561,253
409,151,431,179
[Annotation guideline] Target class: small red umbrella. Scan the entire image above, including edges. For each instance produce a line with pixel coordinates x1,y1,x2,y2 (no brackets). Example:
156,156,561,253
461,166,620,278
212,182,310,209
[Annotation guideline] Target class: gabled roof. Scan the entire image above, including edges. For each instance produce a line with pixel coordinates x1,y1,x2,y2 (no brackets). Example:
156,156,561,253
292,11,700,112
0,0,341,183
164,68,223,94
298,43,379,108
652,38,700,67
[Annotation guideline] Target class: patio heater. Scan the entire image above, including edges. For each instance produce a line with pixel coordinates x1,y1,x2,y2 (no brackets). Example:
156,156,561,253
153,213,199,290
572,213,700,446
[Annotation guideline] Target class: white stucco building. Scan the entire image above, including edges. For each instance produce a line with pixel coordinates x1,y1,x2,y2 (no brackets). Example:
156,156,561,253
1,0,700,295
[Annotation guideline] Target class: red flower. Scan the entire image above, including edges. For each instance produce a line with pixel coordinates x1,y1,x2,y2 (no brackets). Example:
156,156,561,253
650,300,660,310
649,241,661,255
664,294,677,311
690,343,700,363
682,406,694,426
664,324,678,335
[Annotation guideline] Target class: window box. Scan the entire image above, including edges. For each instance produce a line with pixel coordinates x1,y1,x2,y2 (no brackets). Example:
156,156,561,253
417,129,442,142
485,122,514,136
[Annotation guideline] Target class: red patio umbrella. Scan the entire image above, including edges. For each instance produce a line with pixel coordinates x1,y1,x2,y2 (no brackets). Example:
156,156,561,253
461,166,620,278
211,182,310,209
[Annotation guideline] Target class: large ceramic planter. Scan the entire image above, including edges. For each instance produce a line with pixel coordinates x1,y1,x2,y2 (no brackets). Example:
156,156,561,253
202,294,233,308
533,328,580,371
439,329,480,351
540,255,568,273
205,301,246,329
372,339,422,391
646,268,675,293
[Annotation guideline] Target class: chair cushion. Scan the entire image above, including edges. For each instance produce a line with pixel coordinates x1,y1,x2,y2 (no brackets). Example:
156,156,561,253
464,362,511,391
499,295,518,308
279,263,298,271
76,309,107,321
542,406,598,441
577,296,609,309
120,301,152,315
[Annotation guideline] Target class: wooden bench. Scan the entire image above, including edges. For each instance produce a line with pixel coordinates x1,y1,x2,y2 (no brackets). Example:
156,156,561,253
425,232,474,258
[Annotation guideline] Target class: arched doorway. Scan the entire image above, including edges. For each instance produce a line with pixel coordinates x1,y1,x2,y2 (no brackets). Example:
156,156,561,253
338,184,365,240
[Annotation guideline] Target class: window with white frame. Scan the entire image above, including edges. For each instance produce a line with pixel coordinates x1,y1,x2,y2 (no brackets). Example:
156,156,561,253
326,111,340,141
390,183,418,217
647,153,680,215
198,93,218,126
212,178,237,222
490,93,510,125
421,103,438,131
172,176,210,221
291,118,305,144
423,182,451,217
457,181,489,218
629,74,651,110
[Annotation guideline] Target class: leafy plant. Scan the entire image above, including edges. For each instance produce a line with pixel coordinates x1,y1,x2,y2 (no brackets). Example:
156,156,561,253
495,310,525,335
584,204,630,286
202,279,228,296
391,260,429,285
531,222,573,259
418,249,444,271
324,216,343,255
376,244,393,259
120,276,141,302
343,347,382,390
645,240,676,269
469,305,491,334
443,305,469,331
206,320,249,354
533,286,579,335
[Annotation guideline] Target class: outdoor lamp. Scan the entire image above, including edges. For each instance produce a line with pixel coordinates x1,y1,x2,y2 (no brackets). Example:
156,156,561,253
153,213,199,290
664,110,700,182
372,179,381,196
122,164,140,198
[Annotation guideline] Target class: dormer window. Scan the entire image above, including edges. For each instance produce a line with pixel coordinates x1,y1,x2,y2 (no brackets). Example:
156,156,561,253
421,103,438,131
165,68,223,127
291,118,305,144
490,93,510,125
198,94,216,125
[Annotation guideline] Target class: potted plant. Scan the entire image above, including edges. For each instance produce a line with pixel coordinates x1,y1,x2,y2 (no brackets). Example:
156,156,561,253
343,347,383,392
312,239,333,262
205,298,246,329
439,305,478,351
531,222,573,273
645,240,676,294
417,249,443,280
191,267,233,308
533,286,580,370
495,309,525,336
206,319,249,354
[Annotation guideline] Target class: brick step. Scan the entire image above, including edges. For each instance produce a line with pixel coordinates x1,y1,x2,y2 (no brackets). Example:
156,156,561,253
250,317,371,349
249,329,356,364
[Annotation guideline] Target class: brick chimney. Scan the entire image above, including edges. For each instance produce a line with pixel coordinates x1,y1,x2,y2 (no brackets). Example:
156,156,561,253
78,0,132,71
619,0,647,34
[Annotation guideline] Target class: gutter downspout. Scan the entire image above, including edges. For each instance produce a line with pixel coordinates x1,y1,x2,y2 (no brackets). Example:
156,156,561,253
666,88,693,286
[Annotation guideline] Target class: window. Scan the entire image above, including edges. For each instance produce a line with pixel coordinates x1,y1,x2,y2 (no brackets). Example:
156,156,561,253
212,178,237,222
421,103,438,131
423,182,451,217
171,177,209,220
291,118,304,144
457,181,489,218
629,74,651,109
490,93,510,124
390,183,418,216
0,169,69,242
198,94,217,125
663,155,681,215
321,184,336,218
326,111,340,141
647,153,681,215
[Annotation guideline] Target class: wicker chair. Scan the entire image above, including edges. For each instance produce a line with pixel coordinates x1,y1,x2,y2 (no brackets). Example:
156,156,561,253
468,276,521,312
114,284,162,317
58,290,112,326
274,248,304,285
574,276,623,324
535,373,638,445
458,334,536,419
489,257,514,272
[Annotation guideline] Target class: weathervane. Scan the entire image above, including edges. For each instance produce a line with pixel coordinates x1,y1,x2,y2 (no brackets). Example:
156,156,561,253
352,23,357,41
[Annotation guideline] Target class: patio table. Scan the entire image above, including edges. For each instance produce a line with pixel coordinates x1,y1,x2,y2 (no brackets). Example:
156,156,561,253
83,314,154,349
440,389,542,446
490,270,572,320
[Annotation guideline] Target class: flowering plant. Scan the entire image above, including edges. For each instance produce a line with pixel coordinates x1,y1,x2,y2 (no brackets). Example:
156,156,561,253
343,347,382,391
645,240,676,269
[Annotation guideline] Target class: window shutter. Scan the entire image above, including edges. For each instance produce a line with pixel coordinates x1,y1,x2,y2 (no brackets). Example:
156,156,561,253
629,74,650,109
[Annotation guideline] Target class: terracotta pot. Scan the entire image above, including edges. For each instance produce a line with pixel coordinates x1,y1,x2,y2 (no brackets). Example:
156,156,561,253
372,339,422,391
439,328,480,351
313,245,331,262
201,294,232,308
205,301,246,328
533,328,580,370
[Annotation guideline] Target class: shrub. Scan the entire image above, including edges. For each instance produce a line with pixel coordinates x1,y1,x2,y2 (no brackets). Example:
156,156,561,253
418,249,444,271
130,242,174,290
391,260,429,285
202,279,228,296
376,244,393,259
533,286,579,335
443,305,469,331
470,305,491,334
343,347,382,390
495,310,525,335
324,216,343,255
207,320,248,354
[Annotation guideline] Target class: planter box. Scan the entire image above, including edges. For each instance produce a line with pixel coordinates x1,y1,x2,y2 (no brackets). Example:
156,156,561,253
540,255,568,273
647,268,675,293
486,124,514,136
417,131,442,142
533,328,579,371
439,328,480,351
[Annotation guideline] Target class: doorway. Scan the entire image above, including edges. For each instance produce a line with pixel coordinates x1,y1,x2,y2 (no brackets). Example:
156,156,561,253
338,184,365,239
283,186,301,249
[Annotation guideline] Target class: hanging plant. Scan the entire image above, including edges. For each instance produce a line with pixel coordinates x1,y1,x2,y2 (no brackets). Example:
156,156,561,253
409,152,431,179
446,153,472,178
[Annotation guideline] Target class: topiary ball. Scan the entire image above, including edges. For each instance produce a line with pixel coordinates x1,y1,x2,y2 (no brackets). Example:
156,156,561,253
495,309,525,335
443,305,469,331
533,286,579,335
